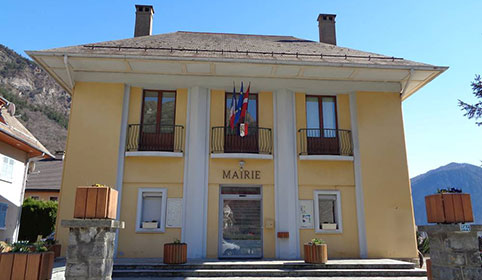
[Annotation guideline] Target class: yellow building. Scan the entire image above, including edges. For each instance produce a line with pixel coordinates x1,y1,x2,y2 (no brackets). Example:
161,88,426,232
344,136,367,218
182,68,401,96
27,6,446,260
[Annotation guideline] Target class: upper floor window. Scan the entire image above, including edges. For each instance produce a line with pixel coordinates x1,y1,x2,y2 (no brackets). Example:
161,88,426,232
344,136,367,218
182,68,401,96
0,156,14,182
304,96,340,155
306,96,337,137
138,90,177,151
225,93,258,128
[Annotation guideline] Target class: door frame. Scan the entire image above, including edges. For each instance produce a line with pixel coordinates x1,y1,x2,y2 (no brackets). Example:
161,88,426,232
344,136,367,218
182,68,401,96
218,184,263,259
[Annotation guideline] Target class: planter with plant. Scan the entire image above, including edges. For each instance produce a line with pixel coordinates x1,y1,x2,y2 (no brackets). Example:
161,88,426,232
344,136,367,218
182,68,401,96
163,239,187,264
425,188,473,223
44,239,61,258
0,241,54,280
304,238,327,264
74,184,118,219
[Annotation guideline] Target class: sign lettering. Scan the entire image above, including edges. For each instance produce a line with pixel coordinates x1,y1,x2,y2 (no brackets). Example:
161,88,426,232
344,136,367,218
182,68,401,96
222,169,261,180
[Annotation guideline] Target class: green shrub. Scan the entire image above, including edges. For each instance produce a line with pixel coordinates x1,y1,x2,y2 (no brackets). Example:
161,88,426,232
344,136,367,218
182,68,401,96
18,198,58,242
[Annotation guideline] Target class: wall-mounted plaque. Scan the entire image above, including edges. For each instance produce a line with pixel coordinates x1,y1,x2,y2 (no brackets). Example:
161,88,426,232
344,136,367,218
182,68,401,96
166,198,182,228
299,200,314,229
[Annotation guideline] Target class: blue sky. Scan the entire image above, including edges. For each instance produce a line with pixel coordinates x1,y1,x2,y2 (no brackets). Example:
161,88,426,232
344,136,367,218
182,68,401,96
1,0,481,177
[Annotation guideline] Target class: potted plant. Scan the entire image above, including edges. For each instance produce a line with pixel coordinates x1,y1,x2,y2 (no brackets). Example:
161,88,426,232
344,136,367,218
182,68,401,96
425,187,473,223
74,184,118,219
0,241,54,280
163,239,187,264
304,238,327,264
44,239,61,258
142,220,159,229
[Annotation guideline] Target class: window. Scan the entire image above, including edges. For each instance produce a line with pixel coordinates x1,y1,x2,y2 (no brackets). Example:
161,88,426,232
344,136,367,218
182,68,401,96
136,188,167,232
305,96,339,155
50,197,58,201
30,196,39,200
313,190,342,233
306,96,337,137
0,202,7,229
225,93,258,128
0,156,14,182
139,90,177,151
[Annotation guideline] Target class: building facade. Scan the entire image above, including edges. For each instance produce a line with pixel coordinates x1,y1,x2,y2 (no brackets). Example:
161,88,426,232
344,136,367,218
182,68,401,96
0,97,52,242
28,6,447,260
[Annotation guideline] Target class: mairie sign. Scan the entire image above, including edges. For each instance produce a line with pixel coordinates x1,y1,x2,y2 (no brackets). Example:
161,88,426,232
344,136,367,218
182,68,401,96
222,169,261,180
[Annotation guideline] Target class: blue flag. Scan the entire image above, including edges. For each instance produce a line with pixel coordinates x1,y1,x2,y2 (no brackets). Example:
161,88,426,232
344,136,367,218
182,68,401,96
234,82,243,125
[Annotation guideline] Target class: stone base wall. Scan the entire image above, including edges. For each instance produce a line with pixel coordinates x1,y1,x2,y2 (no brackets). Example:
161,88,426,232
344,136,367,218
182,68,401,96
419,224,482,280
61,219,124,280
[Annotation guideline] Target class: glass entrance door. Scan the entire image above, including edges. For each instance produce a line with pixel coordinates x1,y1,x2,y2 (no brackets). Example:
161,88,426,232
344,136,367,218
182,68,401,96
219,186,262,258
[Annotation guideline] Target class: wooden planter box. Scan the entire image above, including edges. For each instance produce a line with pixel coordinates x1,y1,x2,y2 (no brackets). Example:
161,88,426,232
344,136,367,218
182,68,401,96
74,186,118,219
163,243,187,264
425,193,474,223
0,252,54,280
47,244,61,258
303,243,327,264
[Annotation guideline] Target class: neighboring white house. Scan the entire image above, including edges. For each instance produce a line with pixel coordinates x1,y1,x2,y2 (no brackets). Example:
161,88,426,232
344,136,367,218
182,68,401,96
0,96,52,242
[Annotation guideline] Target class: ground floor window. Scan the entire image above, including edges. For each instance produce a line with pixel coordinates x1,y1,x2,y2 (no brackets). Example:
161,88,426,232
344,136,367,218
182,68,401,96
314,190,342,233
136,188,167,232
0,202,7,229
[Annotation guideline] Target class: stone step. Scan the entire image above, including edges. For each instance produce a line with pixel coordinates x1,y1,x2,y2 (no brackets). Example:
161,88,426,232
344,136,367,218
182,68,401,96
113,262,415,271
112,268,427,278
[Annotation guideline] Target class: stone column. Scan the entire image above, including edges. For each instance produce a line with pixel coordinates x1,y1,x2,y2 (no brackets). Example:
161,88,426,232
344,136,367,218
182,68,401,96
61,219,125,280
419,224,482,280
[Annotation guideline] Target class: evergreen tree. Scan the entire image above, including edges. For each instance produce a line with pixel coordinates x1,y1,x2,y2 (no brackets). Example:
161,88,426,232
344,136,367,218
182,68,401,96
459,75,482,126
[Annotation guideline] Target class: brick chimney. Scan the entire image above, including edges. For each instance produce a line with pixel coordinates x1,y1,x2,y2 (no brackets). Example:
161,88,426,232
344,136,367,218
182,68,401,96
134,5,154,37
317,14,336,45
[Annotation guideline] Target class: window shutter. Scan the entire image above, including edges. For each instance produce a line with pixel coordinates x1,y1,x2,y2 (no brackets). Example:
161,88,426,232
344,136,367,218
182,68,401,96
0,203,8,228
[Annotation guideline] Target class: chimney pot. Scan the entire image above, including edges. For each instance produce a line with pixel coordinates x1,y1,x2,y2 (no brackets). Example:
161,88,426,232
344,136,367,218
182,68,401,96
134,5,154,37
317,13,336,45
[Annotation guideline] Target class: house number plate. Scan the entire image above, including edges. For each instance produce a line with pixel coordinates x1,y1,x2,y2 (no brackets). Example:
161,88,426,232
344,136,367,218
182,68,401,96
459,224,471,232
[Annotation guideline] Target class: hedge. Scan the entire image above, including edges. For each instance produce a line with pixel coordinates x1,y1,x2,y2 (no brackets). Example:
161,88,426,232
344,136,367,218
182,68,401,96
18,198,58,242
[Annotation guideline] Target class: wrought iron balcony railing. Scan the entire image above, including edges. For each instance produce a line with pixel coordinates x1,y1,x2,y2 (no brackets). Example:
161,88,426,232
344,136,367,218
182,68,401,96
298,128,353,156
126,124,184,152
211,126,272,154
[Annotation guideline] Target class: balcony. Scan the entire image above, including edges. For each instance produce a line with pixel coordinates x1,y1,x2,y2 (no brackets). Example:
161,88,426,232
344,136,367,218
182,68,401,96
126,124,184,155
298,128,353,158
211,126,272,157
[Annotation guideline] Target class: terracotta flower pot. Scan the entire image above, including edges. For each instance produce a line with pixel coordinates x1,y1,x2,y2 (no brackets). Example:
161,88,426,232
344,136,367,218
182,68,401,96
425,193,473,223
74,186,118,219
47,244,61,258
304,243,327,264
0,251,54,280
163,243,187,264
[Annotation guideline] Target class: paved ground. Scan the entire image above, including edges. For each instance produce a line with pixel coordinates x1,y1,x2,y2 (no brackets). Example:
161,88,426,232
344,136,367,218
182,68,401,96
112,277,427,280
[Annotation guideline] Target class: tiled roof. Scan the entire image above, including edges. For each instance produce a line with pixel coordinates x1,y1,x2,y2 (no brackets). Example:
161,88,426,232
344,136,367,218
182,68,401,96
40,31,432,68
26,159,63,191
0,105,52,157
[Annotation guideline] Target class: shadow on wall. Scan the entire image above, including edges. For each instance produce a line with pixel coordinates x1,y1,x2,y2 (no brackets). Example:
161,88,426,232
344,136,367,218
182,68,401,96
0,194,20,243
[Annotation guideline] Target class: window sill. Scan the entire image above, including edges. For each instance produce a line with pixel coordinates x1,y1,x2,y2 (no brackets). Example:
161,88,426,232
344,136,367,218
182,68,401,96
315,229,343,234
135,228,166,233
299,155,353,161
126,151,183,158
211,153,273,160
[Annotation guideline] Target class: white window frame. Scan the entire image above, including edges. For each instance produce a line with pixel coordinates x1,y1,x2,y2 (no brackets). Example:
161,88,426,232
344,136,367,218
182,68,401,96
313,190,343,234
136,188,167,233
0,155,14,183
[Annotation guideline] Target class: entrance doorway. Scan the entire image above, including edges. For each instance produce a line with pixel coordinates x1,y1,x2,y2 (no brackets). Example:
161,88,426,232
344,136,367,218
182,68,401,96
219,186,262,258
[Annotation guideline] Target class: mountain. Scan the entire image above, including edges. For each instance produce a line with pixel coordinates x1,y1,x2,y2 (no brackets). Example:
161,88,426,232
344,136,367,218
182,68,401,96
411,162,482,225
0,44,70,152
